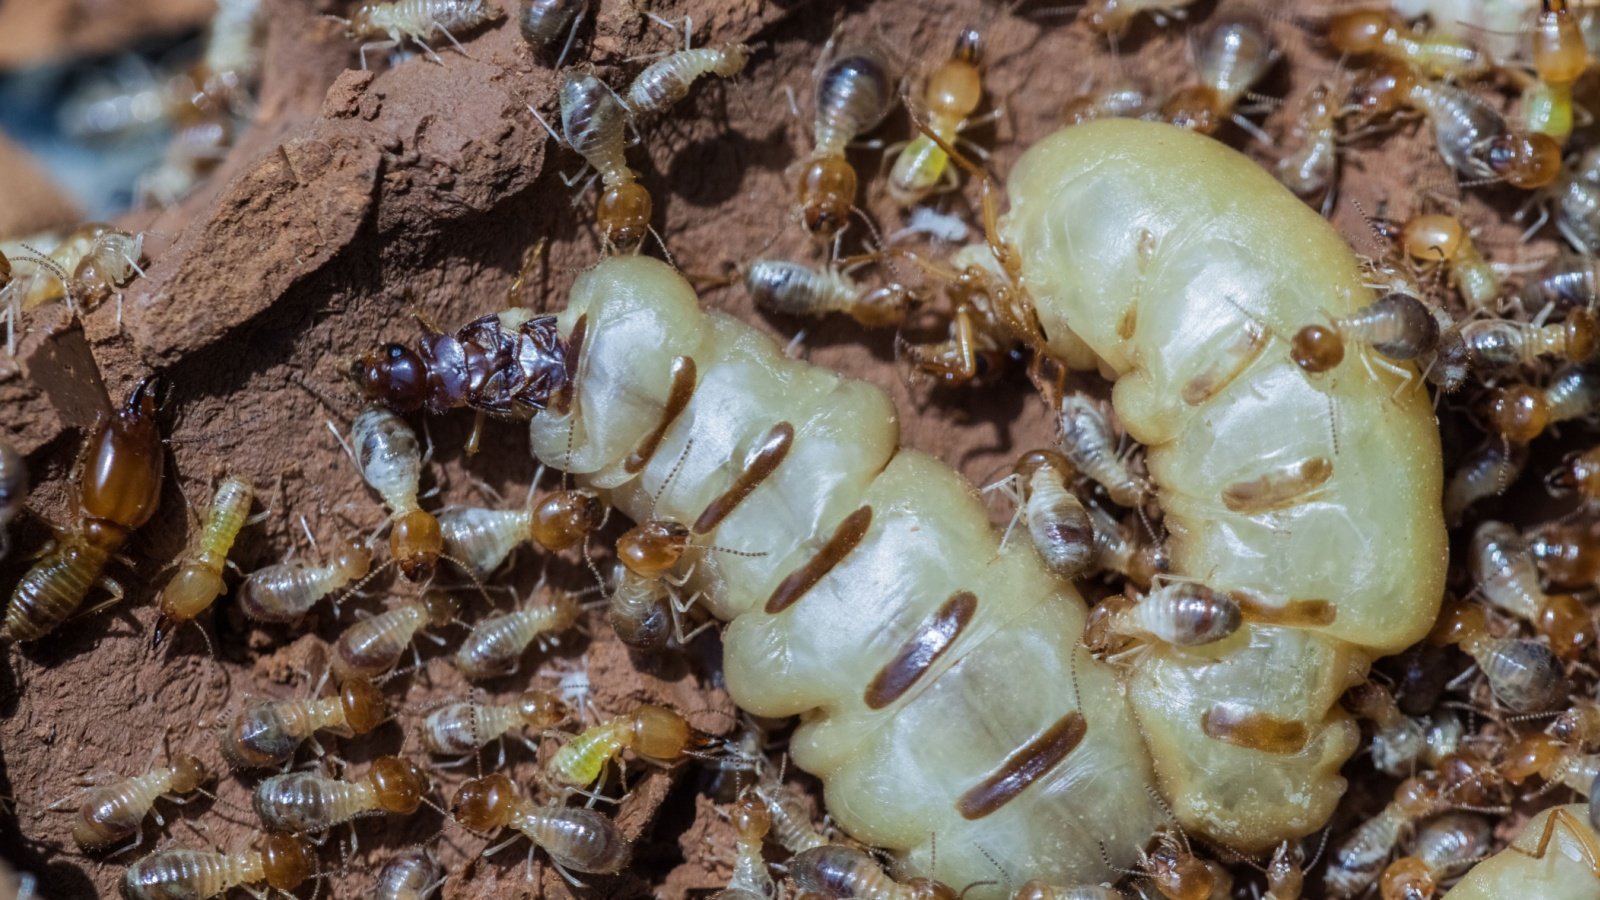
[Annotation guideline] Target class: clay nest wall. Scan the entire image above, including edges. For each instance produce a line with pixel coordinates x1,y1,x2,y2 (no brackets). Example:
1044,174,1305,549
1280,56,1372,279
0,0,1564,897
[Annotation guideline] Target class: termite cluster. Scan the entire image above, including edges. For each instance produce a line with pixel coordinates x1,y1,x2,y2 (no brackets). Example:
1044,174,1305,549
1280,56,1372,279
16,0,1600,897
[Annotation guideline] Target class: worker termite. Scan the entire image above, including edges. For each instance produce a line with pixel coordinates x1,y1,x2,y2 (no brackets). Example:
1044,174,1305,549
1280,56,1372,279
1440,804,1600,898
374,845,444,900
336,0,500,69
797,39,896,237
1442,439,1526,525
219,675,389,770
1460,309,1600,371
1324,8,1490,80
1522,253,1600,311
1288,291,1440,375
452,773,632,881
518,0,586,65
1324,772,1455,897
1057,395,1147,509
237,536,374,623
419,688,569,761
252,755,429,835
1344,682,1462,777
1161,11,1278,140
790,843,958,899
3,376,165,643
437,485,604,578
1090,503,1168,589
1077,0,1198,37
623,34,751,122
753,764,829,853
886,29,992,208
121,832,317,900
1378,812,1492,900
1501,732,1600,800
63,749,212,853
1518,0,1587,145
714,789,777,900
549,68,654,253
745,257,917,327
544,704,718,794
1428,601,1570,712
1395,213,1500,315
4,224,147,312
1470,521,1594,658
453,590,583,679
1555,146,1600,253
1083,582,1244,657
153,474,256,644
1275,82,1343,214
984,450,1095,581
0,439,25,560
1482,365,1600,444
513,118,1444,890
1060,75,1156,125
346,405,443,581
330,591,460,681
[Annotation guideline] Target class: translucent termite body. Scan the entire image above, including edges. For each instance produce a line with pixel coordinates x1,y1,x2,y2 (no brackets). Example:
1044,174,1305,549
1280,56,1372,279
625,42,751,119
1289,292,1439,373
545,703,713,789
1428,602,1570,712
219,676,388,770
341,0,499,69
1161,12,1278,137
1443,439,1526,524
518,0,586,62
1090,503,1167,589
7,224,146,310
1061,76,1156,125
1460,310,1600,371
1440,804,1600,899
1325,773,1453,897
990,450,1095,581
1523,253,1600,310
1057,395,1147,509
1344,682,1459,777
451,773,632,874
754,767,829,853
352,405,441,581
251,755,427,833
1397,214,1499,314
1483,365,1600,444
1379,813,1492,900
236,538,373,623
1470,521,1593,658
1556,146,1600,252
512,120,1445,891
888,29,986,207
799,41,895,237
1078,0,1198,37
121,832,316,900
1325,8,1490,79
560,68,652,251
1275,83,1341,211
0,439,25,559
453,591,582,679
745,258,915,328
154,474,254,641
715,790,777,900
4,376,165,642
420,689,568,757
70,754,211,852
331,592,458,681
374,846,443,900
437,487,603,577
1083,582,1243,655
790,844,958,899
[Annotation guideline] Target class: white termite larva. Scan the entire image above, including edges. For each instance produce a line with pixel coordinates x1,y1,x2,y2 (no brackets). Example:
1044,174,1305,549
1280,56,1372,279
517,119,1443,893
1057,394,1148,509
453,590,582,679
341,0,500,70
624,43,751,120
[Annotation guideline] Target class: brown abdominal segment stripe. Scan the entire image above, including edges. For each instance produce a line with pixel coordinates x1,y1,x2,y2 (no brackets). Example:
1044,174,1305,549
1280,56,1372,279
864,591,977,709
764,506,873,615
624,356,698,474
957,712,1087,820
693,422,795,534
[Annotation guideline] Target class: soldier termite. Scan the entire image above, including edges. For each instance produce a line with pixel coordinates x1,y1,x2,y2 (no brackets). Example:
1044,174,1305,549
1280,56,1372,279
797,39,896,238
1378,812,1492,900
437,485,604,578
1483,365,1600,444
1161,11,1278,141
252,755,429,836
1427,601,1570,712
886,29,993,208
330,591,460,681
121,832,317,900
237,536,374,623
790,843,959,899
451,773,632,881
510,119,1444,890
745,257,917,328
1470,521,1594,659
453,590,583,679
983,450,1095,581
3,376,165,643
0,438,25,560
374,845,444,900
154,474,256,644
1440,804,1600,899
543,703,717,794
1288,292,1440,375
61,746,212,853
419,688,569,761
1323,8,1490,79
219,675,389,770
518,0,586,66
714,789,777,900
336,0,500,69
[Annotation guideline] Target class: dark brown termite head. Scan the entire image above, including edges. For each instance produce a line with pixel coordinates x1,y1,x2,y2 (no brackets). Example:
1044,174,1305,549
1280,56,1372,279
82,375,167,533
354,343,429,413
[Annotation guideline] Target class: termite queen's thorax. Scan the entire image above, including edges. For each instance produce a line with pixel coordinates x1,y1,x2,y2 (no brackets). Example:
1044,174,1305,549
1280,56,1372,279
422,309,570,415
524,119,1445,897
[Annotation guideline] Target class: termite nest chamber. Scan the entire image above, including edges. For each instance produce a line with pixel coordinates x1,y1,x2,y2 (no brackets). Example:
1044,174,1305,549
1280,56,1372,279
9,0,1600,897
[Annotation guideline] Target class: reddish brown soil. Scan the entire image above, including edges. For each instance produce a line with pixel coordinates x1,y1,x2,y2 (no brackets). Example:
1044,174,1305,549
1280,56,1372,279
0,0,1571,898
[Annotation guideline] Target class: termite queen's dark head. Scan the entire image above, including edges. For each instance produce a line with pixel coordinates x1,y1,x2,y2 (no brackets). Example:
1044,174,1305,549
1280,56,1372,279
354,343,429,413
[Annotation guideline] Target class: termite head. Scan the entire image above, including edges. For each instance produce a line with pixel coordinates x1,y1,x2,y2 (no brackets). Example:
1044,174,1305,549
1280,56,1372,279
517,690,568,728
170,753,211,793
354,343,429,413
1380,856,1435,900
453,772,516,831
1145,829,1212,900
1502,732,1561,783
391,509,443,581
798,154,857,238
1485,385,1551,444
1325,9,1398,55
531,488,605,550
1290,323,1343,373
260,832,316,891
1345,58,1414,123
617,520,692,578
1486,131,1562,190
340,676,388,734
1400,214,1463,262
598,182,653,251
1566,308,1600,360
730,788,771,842
369,755,427,814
